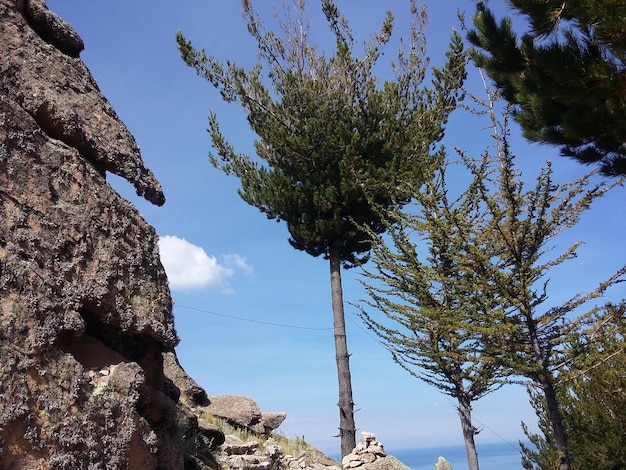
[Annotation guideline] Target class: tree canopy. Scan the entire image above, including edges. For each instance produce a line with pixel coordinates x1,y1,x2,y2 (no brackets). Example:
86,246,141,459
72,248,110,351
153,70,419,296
359,89,626,470
177,0,465,268
468,0,626,175
176,0,465,456
358,152,515,470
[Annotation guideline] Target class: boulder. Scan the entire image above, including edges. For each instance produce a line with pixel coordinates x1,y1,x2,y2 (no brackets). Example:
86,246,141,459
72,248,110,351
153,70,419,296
358,456,412,470
197,418,227,450
163,350,210,406
260,411,287,433
205,394,285,435
221,434,260,456
207,395,264,433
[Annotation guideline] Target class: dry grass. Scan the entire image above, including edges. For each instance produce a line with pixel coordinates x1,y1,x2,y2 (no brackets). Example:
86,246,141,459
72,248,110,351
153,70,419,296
198,410,315,460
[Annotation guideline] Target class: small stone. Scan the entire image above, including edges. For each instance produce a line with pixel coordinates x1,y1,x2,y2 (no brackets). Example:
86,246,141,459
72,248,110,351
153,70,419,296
369,445,386,457
435,456,453,470
266,444,283,459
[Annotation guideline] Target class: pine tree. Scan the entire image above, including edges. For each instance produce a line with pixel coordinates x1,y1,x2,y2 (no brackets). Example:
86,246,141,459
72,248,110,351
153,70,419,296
468,1,626,175
521,302,626,470
466,111,626,470
358,153,516,470
360,92,626,470
176,0,466,456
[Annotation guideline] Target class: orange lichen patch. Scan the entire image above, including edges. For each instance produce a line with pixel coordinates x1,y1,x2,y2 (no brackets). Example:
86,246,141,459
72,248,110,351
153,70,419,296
1,418,47,468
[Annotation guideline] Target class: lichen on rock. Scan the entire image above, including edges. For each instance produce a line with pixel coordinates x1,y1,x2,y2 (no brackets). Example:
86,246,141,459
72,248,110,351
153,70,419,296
0,0,216,468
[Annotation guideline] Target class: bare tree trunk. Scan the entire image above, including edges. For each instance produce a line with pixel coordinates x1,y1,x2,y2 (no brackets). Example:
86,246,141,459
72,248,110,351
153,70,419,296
526,314,570,470
329,246,356,458
542,377,570,470
458,396,480,470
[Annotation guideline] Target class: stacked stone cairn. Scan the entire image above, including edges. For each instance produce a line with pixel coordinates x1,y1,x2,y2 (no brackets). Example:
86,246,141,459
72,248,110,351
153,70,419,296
434,456,453,470
341,432,387,468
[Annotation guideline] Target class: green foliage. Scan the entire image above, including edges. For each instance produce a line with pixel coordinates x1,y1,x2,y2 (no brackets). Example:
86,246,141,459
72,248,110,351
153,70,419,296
360,89,625,397
462,96,626,470
522,303,626,470
176,0,466,457
359,89,626,469
176,0,466,267
468,1,626,175
521,387,561,470
358,153,514,403
357,143,514,470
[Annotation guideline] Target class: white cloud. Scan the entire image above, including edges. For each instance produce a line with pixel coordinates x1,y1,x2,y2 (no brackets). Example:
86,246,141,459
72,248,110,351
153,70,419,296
222,253,254,276
158,235,252,292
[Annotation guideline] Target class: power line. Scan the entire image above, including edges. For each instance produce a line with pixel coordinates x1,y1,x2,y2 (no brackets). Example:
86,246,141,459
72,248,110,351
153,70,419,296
174,305,333,331
176,305,524,450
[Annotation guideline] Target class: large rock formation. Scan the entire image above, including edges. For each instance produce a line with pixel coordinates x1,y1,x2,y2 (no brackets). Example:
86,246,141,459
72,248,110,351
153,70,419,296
0,0,220,467
0,2,343,469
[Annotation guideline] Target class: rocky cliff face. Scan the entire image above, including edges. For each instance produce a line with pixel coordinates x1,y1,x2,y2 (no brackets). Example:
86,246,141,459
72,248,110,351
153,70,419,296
0,2,346,469
0,0,221,467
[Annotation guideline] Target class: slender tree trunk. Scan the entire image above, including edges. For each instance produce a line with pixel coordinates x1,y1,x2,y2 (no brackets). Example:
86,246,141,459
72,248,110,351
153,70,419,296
526,314,570,470
329,246,356,458
541,377,570,470
458,396,480,470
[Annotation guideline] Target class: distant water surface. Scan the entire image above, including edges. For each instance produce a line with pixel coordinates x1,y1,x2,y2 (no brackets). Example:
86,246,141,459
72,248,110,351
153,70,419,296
332,442,524,470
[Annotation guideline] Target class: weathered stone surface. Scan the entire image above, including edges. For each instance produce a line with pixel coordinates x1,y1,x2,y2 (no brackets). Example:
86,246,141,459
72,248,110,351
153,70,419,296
358,456,412,470
202,394,287,436
260,411,287,433
342,432,389,469
206,395,266,434
197,418,227,450
0,1,216,468
0,2,397,469
215,434,341,470
163,350,210,406
23,0,84,57
221,434,260,456
1,0,165,206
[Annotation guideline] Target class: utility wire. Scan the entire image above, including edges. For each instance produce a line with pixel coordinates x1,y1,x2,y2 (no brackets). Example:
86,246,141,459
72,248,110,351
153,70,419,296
176,305,524,450
174,305,333,331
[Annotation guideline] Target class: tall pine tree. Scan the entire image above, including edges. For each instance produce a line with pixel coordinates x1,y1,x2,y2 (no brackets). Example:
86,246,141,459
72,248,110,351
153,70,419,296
468,1,626,175
176,0,465,456
464,112,626,470
360,92,626,470
358,153,515,470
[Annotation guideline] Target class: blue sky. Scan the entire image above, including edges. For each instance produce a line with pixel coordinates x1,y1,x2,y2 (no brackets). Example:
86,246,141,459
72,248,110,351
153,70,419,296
47,0,625,456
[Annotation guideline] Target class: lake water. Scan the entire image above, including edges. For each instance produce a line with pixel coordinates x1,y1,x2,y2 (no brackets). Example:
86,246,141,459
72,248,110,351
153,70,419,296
390,442,524,470
332,442,525,470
